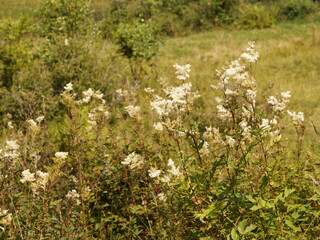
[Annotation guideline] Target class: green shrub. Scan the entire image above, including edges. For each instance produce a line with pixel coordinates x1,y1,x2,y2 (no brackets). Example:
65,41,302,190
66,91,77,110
279,0,318,20
115,20,163,81
234,2,279,29
36,0,93,37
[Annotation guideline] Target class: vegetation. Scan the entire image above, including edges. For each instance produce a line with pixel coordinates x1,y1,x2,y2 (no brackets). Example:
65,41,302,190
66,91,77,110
1,0,320,239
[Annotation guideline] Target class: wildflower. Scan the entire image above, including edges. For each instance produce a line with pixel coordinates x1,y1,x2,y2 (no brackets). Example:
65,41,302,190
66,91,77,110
167,158,181,176
125,105,141,120
165,82,193,105
94,91,104,100
64,39,69,46
215,97,223,103
226,136,236,147
154,122,163,131
64,82,73,92
281,91,291,102
8,121,13,129
173,63,191,81
160,175,171,183
225,88,238,96
66,190,80,205
20,169,36,183
55,152,68,159
246,90,256,102
104,110,110,118
157,193,167,202
200,141,210,156
268,96,287,113
4,140,20,160
6,140,19,151
240,41,259,63
203,126,223,146
149,167,161,178
144,88,154,94
270,118,277,125
121,152,144,170
36,171,49,190
150,96,173,117
36,116,45,123
260,119,270,132
82,88,94,103
0,209,12,227
240,121,251,140
217,105,232,120
287,111,304,126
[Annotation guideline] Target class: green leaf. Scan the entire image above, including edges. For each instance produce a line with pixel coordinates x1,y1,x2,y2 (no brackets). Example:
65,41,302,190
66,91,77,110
231,228,239,240
284,188,295,198
238,220,246,234
285,219,302,232
244,224,257,234
250,205,263,211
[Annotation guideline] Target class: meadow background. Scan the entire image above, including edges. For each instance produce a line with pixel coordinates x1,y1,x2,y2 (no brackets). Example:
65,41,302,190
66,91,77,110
1,0,320,239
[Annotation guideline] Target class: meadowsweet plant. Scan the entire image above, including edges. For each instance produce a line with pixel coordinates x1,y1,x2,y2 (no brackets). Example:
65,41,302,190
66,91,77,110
1,42,320,239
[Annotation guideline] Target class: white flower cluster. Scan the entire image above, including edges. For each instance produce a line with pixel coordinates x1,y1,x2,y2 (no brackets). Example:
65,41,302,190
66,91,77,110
217,105,232,121
203,126,223,146
147,158,181,184
121,152,144,170
150,64,199,119
153,122,163,131
55,152,68,159
240,121,252,140
20,169,49,194
20,169,36,183
173,63,191,81
125,105,141,120
81,88,105,104
240,41,259,63
26,116,44,132
2,140,20,161
226,136,236,147
268,91,291,113
287,111,304,126
87,105,110,128
8,121,13,129
148,167,161,178
64,82,73,92
200,141,211,156
66,189,80,205
0,208,12,230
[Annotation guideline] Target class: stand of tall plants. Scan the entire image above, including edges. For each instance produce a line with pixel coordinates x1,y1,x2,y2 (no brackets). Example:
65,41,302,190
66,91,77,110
1,42,320,239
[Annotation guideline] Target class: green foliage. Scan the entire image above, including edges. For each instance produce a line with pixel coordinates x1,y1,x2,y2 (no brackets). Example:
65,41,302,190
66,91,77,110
115,19,163,81
279,0,318,20
234,2,279,29
36,0,93,37
1,42,320,239
116,20,162,62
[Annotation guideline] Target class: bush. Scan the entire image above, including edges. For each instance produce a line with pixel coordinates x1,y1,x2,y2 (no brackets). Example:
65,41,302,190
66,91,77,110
279,0,318,20
115,20,163,81
234,2,279,29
